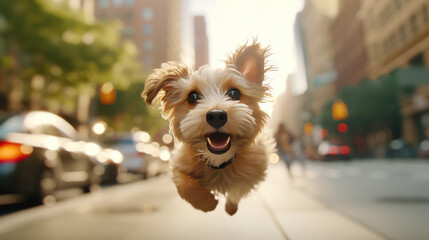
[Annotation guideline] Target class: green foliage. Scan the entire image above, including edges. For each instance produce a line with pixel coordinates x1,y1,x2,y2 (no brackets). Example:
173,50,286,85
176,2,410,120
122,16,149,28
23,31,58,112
321,73,402,138
0,0,165,134
0,0,142,106
97,82,168,135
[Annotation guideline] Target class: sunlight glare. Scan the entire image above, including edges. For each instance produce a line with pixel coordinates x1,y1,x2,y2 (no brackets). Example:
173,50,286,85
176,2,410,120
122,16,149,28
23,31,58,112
191,0,304,115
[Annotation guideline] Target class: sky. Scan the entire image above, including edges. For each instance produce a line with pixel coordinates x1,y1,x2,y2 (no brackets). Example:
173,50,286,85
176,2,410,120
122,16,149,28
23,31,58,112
189,0,304,114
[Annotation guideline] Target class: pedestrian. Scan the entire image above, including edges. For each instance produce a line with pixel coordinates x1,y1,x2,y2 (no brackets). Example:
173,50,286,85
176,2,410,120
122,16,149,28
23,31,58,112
291,136,306,173
275,123,294,179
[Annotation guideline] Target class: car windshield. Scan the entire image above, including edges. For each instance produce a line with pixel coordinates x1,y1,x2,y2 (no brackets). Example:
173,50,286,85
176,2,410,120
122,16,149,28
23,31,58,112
23,112,79,139
0,115,24,139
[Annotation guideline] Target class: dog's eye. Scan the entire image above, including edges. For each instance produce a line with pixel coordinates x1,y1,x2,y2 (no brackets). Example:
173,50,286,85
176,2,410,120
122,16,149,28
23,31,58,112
227,88,240,100
188,91,200,104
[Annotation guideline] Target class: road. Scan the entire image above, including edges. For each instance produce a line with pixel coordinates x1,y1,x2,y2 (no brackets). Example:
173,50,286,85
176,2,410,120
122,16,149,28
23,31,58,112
291,159,429,240
2,159,427,240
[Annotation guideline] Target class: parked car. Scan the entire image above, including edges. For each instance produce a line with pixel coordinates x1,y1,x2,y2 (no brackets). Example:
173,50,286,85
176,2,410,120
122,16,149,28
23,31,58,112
101,134,148,179
317,140,351,161
386,139,417,158
95,147,125,184
0,111,103,205
419,139,429,158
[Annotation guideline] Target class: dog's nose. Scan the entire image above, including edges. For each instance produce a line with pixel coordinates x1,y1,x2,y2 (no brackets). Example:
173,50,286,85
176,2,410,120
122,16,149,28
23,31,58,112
206,110,227,129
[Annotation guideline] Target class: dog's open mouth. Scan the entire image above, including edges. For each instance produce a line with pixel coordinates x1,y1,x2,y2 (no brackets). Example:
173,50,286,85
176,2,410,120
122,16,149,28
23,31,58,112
206,132,231,154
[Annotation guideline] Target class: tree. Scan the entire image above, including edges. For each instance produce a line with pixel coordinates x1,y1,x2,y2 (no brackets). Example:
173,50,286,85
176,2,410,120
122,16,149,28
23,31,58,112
0,0,168,136
0,0,142,113
96,82,168,135
321,75,402,139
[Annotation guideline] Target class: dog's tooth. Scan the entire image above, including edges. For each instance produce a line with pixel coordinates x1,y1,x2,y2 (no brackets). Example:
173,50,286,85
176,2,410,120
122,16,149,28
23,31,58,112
207,135,231,149
225,136,231,147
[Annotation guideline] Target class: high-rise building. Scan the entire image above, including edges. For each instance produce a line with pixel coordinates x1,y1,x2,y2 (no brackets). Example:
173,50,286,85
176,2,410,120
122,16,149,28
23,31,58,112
292,12,308,95
360,0,429,144
331,0,368,89
300,0,336,117
194,15,209,69
272,74,307,138
360,0,429,79
94,0,193,71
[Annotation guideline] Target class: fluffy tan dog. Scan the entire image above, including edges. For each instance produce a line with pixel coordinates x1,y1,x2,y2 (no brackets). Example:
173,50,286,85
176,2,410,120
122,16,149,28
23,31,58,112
142,41,274,215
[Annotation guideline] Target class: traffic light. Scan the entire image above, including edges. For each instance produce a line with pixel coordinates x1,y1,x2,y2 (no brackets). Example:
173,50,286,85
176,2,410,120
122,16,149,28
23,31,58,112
321,128,328,139
304,122,313,136
99,82,116,105
332,99,348,120
337,123,348,133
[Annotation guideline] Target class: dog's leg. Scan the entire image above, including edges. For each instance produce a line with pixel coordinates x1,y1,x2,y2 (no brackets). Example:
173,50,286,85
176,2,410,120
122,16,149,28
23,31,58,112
172,168,218,212
225,199,238,216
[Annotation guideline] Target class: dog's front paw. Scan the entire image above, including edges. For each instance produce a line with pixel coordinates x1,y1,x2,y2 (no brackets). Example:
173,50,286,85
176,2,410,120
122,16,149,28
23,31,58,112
225,200,238,216
195,193,218,212
177,181,218,212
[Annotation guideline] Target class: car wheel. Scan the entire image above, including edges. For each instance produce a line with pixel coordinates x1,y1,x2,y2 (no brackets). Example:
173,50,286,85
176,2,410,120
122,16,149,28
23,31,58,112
103,164,119,184
82,166,101,193
38,168,57,206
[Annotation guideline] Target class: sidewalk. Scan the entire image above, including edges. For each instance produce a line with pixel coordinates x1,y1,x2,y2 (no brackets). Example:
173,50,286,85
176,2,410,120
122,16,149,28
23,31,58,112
0,162,386,240
258,162,386,240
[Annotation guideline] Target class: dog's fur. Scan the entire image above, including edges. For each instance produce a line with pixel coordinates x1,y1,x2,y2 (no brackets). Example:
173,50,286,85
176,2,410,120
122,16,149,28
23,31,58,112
142,41,274,215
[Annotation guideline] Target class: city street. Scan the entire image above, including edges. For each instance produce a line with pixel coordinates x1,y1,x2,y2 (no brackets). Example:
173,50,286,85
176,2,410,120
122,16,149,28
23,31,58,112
2,1,429,239
291,159,429,240
0,160,399,240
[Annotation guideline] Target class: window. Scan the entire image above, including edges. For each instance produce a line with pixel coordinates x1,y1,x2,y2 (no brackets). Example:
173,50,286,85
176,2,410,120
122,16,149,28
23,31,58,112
0,115,24,139
98,0,109,8
410,14,419,33
423,5,429,24
410,53,424,66
123,26,134,36
399,25,406,41
394,0,401,9
125,11,133,21
113,0,123,7
142,7,154,20
38,125,63,137
390,32,398,50
124,0,134,6
143,24,153,35
143,40,153,51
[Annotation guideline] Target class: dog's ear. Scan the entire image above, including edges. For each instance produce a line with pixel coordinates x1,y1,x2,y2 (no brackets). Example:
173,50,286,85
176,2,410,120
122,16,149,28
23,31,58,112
226,41,271,85
142,62,190,106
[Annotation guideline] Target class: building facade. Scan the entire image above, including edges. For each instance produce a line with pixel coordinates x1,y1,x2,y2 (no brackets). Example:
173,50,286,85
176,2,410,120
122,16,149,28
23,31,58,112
331,0,368,89
272,74,307,138
361,0,429,78
360,0,429,144
301,0,337,118
95,0,192,72
194,15,209,69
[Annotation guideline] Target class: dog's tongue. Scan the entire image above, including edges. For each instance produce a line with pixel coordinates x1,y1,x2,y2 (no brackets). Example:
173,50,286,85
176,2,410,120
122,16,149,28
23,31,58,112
207,132,231,151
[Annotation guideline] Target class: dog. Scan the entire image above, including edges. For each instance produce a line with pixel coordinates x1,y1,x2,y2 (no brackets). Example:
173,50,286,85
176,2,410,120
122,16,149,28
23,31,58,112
142,41,274,215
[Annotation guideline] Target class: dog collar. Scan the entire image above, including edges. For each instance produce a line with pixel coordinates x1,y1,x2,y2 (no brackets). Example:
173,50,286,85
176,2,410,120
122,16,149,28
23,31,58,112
202,154,236,169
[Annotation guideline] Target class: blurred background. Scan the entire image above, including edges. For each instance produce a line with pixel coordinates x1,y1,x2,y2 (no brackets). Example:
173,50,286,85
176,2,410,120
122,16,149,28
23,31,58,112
1,0,429,239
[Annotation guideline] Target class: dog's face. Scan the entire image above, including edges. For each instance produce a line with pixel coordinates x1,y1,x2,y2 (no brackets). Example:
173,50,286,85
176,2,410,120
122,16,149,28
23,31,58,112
142,42,271,167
